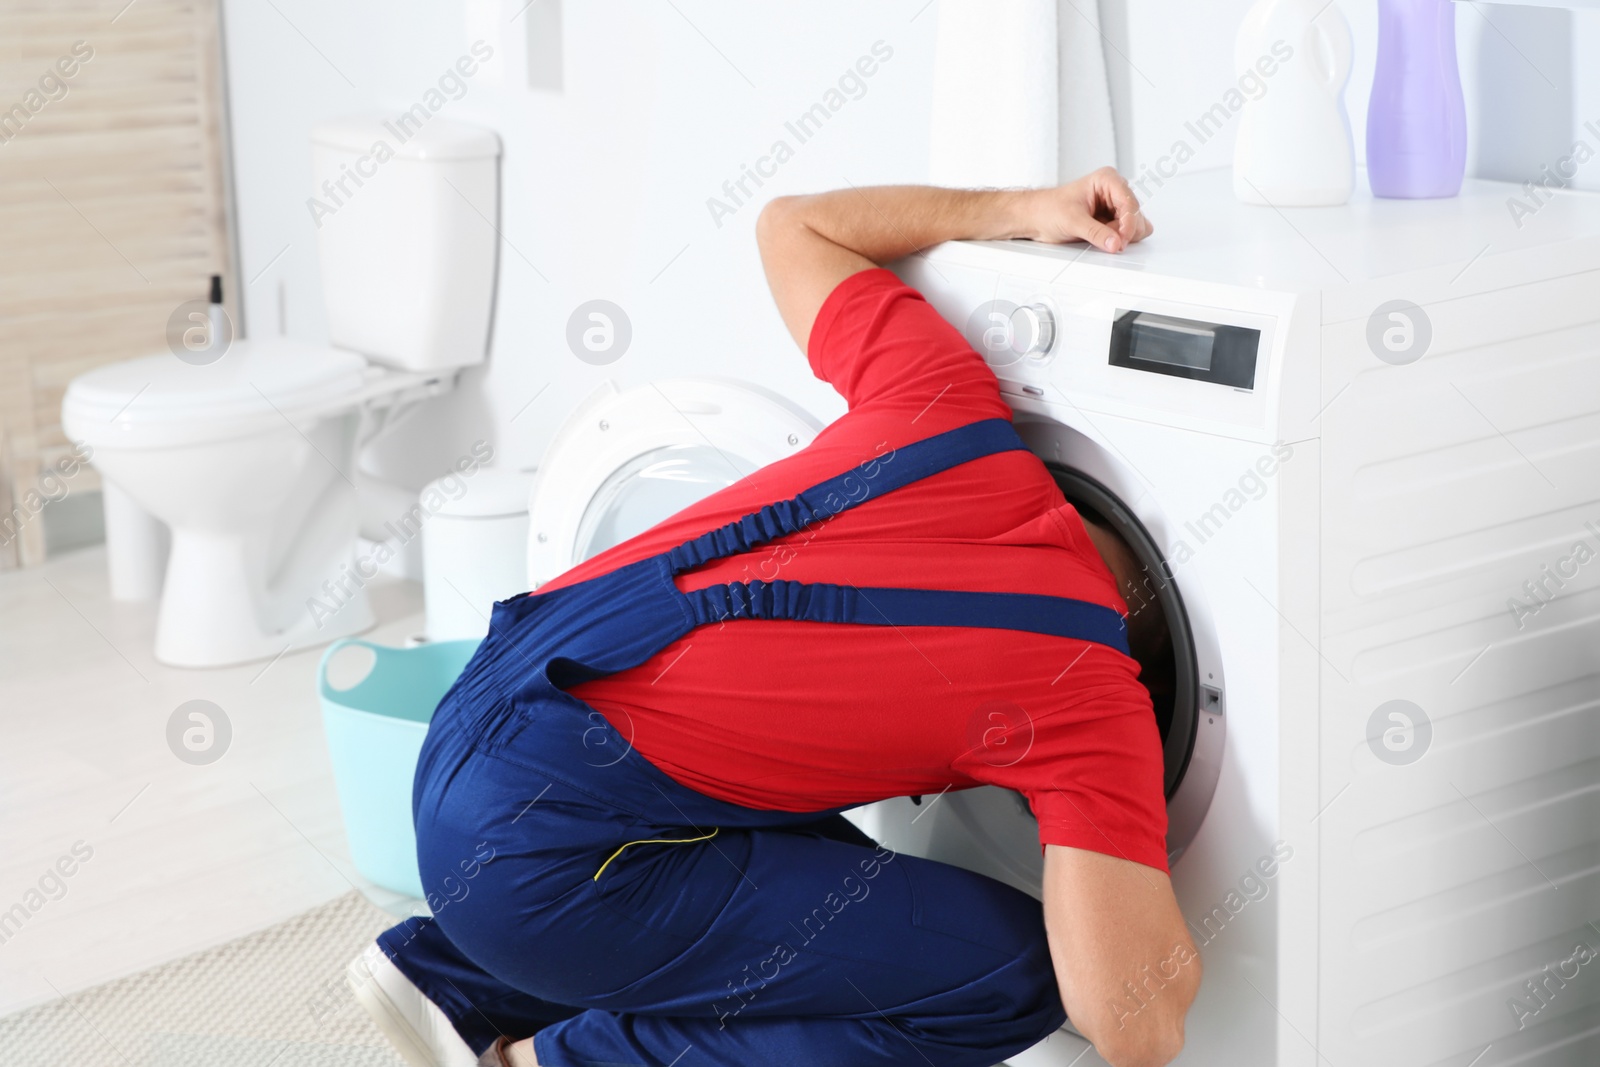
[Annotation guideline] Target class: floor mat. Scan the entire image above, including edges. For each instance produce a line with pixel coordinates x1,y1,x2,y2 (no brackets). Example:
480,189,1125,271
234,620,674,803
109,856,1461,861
0,891,408,1066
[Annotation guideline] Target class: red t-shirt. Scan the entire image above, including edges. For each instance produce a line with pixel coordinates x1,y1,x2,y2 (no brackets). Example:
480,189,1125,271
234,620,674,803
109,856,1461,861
552,268,1169,872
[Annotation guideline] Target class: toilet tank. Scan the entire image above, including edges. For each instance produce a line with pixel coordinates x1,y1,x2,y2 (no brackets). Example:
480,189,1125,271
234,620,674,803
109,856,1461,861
310,115,501,371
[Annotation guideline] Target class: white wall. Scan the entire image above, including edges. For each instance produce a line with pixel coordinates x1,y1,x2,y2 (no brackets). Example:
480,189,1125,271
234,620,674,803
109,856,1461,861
220,0,938,484
219,0,1600,493
1104,0,1600,192
1100,0,1377,182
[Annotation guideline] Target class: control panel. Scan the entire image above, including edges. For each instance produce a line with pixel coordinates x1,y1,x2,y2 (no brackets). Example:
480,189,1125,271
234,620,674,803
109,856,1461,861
1108,310,1260,390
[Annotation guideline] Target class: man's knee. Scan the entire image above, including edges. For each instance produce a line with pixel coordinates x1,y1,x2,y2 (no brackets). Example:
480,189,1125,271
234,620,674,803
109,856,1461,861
922,949,1065,1059
1004,950,1068,1046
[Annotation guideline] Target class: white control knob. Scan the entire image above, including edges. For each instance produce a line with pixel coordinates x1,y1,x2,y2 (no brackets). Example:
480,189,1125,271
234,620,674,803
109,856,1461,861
1009,303,1055,358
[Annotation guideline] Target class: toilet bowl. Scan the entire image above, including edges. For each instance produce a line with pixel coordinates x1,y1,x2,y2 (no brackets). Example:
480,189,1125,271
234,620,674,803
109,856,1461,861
60,114,502,667
63,339,384,666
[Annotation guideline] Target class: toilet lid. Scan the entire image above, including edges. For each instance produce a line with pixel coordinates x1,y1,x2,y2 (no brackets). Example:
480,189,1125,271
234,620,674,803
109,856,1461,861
64,338,366,444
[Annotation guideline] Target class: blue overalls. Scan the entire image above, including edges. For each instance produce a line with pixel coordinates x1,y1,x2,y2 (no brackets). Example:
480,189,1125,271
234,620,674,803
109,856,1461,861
377,418,1131,1067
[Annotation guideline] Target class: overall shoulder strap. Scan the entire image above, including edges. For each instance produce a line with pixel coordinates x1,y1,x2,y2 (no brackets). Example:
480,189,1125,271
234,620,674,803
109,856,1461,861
681,579,1131,655
665,418,1028,574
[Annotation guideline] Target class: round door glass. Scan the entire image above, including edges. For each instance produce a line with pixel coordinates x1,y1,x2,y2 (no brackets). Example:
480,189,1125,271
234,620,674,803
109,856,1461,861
574,444,748,562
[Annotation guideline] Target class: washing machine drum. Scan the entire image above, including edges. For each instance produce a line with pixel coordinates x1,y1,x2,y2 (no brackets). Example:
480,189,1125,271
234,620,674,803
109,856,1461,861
1051,465,1199,802
908,453,1223,893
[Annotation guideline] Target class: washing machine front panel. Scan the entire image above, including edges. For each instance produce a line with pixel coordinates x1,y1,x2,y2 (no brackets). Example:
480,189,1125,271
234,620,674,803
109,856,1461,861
898,195,1600,1065
884,248,1263,870
526,379,819,585
897,243,1295,446
843,396,1266,1067
891,244,1299,1066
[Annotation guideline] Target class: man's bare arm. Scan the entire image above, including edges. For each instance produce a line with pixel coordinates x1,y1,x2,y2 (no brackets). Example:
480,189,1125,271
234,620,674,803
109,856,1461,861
1043,844,1201,1067
755,169,1153,352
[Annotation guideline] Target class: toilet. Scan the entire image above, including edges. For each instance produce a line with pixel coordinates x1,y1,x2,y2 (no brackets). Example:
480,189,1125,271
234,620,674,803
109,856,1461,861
62,115,502,668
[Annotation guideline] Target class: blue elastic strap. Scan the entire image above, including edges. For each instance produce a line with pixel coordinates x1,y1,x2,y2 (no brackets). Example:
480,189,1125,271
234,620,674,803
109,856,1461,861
664,418,1029,575
682,579,1130,655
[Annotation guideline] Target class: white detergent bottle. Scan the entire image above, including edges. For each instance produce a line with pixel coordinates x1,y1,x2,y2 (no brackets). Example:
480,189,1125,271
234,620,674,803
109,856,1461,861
1233,0,1355,206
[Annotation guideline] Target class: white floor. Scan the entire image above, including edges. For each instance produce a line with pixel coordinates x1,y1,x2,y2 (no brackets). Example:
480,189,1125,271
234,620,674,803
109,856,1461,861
0,545,427,1017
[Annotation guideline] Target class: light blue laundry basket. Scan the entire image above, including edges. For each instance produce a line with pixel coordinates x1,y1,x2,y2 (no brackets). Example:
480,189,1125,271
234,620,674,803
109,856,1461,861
318,638,478,899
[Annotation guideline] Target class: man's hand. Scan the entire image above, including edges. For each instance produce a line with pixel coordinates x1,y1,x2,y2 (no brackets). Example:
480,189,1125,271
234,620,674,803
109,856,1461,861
1043,845,1200,1067
756,169,1151,352
1015,167,1154,253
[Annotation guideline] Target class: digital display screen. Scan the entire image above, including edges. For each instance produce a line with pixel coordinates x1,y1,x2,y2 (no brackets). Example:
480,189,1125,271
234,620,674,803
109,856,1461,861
1128,313,1216,372
1109,309,1260,390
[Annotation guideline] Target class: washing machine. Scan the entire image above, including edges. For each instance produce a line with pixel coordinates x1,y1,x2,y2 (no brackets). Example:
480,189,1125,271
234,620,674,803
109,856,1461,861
886,170,1600,1066
524,169,1600,1066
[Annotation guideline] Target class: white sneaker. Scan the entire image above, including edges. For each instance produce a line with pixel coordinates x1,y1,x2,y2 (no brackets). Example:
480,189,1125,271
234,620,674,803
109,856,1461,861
347,941,505,1067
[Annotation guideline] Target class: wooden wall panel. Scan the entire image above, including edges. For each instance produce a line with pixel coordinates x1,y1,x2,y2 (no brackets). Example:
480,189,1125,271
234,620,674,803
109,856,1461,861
0,0,232,568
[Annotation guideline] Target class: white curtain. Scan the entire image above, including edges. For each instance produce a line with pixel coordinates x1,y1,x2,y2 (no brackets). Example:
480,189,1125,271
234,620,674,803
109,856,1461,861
928,0,1118,189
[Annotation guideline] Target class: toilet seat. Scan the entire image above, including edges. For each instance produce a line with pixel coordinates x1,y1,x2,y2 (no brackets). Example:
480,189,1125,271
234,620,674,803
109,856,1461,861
64,338,368,450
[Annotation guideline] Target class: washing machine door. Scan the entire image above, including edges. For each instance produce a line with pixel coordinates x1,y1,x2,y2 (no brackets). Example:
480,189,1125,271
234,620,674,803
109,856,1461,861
856,415,1225,895
531,384,1223,886
526,379,820,584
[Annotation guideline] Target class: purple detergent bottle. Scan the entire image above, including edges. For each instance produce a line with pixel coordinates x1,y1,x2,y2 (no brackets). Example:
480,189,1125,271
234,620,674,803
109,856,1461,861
1367,0,1468,198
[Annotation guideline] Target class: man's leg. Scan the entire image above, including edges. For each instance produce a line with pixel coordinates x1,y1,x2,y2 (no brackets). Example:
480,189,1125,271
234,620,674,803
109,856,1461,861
375,912,581,1055
374,814,890,1063
443,821,1064,1067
